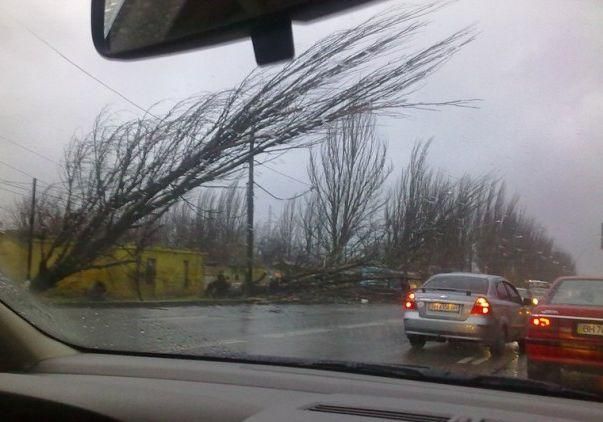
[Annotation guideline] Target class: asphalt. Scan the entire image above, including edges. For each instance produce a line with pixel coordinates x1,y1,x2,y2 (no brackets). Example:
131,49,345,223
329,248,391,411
48,303,602,394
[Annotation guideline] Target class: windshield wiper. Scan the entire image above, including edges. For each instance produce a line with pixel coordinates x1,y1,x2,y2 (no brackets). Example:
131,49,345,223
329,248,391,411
461,374,601,402
211,355,600,402
208,355,431,379
106,350,602,402
299,360,432,379
303,362,601,402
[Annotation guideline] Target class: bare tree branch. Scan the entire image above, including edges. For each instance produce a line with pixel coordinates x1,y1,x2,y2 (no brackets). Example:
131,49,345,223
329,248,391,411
29,5,476,291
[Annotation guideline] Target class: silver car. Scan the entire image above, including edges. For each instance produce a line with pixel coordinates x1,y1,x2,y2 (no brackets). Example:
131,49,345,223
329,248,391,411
403,272,531,354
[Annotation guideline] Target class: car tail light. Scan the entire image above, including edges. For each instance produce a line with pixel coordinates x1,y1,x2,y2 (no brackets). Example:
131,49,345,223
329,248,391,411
470,297,491,315
403,291,416,310
531,316,551,327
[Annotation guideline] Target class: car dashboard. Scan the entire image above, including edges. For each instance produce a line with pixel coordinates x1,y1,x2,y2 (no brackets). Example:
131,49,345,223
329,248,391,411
0,352,601,421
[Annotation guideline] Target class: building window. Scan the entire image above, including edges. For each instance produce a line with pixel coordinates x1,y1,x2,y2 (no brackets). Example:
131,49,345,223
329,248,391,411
145,258,156,285
183,260,189,288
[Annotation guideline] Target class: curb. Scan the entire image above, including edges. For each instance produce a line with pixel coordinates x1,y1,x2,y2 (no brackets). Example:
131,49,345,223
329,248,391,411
47,296,400,308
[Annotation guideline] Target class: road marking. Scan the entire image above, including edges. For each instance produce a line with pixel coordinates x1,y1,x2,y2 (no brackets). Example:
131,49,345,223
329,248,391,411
140,315,209,321
457,356,475,364
188,339,248,348
156,338,248,353
157,318,402,352
218,339,248,345
262,319,400,339
262,328,331,338
339,319,401,329
471,356,490,365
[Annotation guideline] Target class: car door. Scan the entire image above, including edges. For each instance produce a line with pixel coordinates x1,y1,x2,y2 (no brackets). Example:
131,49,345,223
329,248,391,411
494,281,512,333
503,281,528,340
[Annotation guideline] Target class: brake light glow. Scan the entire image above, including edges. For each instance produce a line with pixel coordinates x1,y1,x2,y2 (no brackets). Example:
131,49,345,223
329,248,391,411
404,292,416,310
531,316,551,327
470,297,491,315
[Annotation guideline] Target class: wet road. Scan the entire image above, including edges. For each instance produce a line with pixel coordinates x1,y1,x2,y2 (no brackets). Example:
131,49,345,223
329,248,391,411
58,303,525,378
47,303,603,395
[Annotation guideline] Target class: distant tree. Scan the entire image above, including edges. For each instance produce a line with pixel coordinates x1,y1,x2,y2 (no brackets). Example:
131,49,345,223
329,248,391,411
257,199,300,266
155,185,246,265
428,174,490,272
9,189,63,240
381,141,574,281
297,193,324,266
383,140,453,272
308,113,391,264
28,4,475,292
473,182,575,281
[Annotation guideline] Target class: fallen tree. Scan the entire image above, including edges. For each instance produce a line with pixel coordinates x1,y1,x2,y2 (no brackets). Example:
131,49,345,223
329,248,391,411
30,4,475,292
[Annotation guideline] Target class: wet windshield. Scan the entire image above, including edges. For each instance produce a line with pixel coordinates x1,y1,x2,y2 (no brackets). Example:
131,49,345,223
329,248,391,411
1,0,602,399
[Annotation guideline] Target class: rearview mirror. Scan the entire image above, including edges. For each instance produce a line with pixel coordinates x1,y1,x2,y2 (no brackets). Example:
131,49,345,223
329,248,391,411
522,297,535,306
91,0,379,65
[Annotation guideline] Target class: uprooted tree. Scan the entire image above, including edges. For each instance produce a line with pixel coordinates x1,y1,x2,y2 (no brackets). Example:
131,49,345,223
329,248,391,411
28,4,475,292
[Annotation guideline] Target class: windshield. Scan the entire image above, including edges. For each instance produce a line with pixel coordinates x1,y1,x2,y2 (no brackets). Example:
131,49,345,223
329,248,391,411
550,279,603,306
423,275,489,294
1,0,602,400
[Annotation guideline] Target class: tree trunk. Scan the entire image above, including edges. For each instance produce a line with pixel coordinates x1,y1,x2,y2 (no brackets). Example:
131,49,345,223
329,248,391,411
30,263,65,293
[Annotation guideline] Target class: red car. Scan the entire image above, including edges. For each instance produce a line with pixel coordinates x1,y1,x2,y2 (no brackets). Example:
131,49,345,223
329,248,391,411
526,276,603,382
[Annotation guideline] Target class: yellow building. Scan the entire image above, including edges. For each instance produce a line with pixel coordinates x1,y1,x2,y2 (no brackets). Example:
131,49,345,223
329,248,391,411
0,232,205,300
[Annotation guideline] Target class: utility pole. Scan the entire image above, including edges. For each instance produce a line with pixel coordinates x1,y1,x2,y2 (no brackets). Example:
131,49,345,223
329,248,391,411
245,134,255,295
26,178,37,281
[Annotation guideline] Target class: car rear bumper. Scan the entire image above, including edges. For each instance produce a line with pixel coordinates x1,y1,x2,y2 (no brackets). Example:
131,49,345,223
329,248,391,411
526,337,603,372
403,311,495,342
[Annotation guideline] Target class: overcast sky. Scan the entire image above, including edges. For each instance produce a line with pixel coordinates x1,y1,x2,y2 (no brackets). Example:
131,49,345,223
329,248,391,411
1,0,602,274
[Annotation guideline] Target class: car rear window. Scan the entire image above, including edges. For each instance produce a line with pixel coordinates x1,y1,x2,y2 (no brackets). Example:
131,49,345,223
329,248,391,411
549,279,603,306
423,276,489,294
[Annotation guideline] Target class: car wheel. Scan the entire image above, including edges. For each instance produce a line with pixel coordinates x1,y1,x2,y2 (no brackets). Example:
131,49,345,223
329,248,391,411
527,360,561,383
407,335,426,350
489,327,506,356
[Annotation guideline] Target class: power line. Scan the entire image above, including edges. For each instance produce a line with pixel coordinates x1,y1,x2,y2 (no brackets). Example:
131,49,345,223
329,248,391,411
0,181,29,192
0,160,38,180
0,134,60,165
0,162,83,201
254,182,312,201
0,178,29,185
23,26,156,119
0,185,27,197
201,185,245,189
0,161,59,191
179,195,223,215
0,180,72,204
255,161,312,187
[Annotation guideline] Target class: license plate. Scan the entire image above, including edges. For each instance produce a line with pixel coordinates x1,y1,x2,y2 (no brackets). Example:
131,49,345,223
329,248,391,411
428,302,460,313
576,323,603,336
